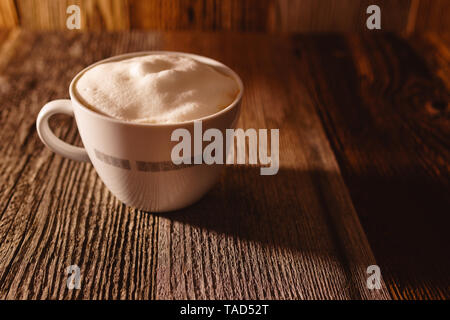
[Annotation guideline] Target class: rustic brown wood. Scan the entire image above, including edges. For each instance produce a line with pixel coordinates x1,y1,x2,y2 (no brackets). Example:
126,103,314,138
0,30,160,299
129,0,273,32
408,33,450,92
13,0,273,31
0,30,448,300
293,33,450,299
15,0,74,30
405,0,420,35
9,0,449,33
274,0,412,33
0,30,391,300
15,0,130,31
414,0,450,33
0,0,18,29
155,32,389,299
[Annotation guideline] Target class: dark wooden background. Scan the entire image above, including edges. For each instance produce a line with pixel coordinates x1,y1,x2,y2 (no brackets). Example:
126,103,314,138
0,0,449,33
0,29,448,299
0,0,449,302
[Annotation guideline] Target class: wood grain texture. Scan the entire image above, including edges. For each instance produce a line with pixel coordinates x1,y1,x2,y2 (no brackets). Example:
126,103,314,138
13,0,272,31
0,31,160,299
415,0,450,33
294,33,450,299
0,30,448,300
405,0,420,34
0,30,394,300
15,0,130,31
409,33,450,91
274,0,412,33
129,0,273,31
155,32,389,300
8,0,449,33
0,0,18,28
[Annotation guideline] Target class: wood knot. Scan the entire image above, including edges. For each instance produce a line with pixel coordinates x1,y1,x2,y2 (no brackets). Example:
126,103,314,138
431,100,447,111
425,100,449,117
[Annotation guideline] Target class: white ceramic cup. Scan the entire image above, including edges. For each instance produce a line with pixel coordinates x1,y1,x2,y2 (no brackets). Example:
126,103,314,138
36,51,243,212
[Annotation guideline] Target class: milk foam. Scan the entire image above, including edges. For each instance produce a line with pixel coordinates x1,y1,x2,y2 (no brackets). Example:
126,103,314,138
74,54,239,124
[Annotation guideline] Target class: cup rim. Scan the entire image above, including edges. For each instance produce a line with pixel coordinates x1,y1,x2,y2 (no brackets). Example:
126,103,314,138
69,51,244,128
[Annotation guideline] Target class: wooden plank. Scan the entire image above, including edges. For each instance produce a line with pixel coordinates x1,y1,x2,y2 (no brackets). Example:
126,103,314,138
0,31,391,299
414,0,450,33
12,0,424,33
0,30,160,299
0,0,18,28
273,0,412,33
154,32,390,299
89,0,130,31
15,0,130,31
409,33,450,90
16,0,272,31
294,33,449,299
15,0,75,30
128,0,273,31
0,29,20,70
405,0,420,35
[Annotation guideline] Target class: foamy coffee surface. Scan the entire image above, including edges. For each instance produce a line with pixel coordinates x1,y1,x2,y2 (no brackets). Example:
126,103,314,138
75,54,239,124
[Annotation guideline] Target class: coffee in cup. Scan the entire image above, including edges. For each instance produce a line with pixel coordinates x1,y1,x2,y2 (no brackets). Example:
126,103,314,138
36,52,243,212
74,54,240,124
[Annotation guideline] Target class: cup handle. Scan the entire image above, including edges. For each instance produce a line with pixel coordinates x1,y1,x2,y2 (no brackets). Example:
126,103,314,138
36,99,90,162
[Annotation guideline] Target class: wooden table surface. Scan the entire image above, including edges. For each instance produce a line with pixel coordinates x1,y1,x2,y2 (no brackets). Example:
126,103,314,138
0,30,448,300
